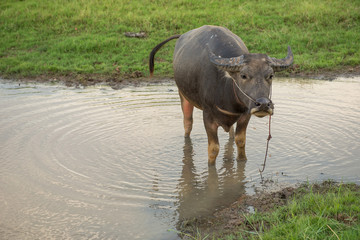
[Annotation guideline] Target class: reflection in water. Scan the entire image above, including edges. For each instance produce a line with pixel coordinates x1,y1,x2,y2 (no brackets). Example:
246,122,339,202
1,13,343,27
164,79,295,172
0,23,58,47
176,137,246,221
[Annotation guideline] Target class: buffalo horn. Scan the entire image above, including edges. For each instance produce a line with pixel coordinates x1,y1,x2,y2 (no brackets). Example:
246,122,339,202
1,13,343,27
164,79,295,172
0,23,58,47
209,51,245,72
267,46,294,72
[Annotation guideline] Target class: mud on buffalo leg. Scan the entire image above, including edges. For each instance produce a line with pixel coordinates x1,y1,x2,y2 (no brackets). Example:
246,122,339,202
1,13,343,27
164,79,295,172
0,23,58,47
235,114,251,161
179,92,194,137
203,111,220,165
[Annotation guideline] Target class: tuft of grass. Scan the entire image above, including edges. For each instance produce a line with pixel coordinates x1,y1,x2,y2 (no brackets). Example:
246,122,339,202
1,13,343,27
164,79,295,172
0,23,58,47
227,182,360,240
1,0,360,78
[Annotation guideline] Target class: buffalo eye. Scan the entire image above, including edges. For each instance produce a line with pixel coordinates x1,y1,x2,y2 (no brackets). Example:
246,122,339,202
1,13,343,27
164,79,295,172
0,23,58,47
268,74,274,80
241,74,247,80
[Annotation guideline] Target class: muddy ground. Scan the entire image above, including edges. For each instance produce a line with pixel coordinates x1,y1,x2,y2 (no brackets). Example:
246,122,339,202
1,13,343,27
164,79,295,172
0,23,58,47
2,65,360,89
177,181,360,239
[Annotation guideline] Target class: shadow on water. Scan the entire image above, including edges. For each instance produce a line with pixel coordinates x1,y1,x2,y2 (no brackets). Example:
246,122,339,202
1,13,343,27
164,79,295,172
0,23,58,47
176,136,247,227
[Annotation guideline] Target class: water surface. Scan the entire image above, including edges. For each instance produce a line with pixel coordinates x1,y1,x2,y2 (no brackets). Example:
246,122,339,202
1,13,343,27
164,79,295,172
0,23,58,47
1,77,359,239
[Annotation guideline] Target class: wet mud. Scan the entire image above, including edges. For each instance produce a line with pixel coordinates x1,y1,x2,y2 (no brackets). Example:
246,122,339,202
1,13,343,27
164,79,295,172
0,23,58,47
2,65,360,89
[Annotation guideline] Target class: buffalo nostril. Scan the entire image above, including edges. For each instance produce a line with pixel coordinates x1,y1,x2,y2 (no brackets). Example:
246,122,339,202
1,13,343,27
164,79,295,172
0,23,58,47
255,97,272,110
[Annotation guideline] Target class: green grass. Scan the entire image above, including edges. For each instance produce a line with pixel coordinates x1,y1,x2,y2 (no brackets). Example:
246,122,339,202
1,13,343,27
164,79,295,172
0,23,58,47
224,182,360,240
1,0,360,78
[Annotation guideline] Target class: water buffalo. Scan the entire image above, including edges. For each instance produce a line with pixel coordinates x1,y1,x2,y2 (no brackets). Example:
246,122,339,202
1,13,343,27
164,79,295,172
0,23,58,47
149,25,293,164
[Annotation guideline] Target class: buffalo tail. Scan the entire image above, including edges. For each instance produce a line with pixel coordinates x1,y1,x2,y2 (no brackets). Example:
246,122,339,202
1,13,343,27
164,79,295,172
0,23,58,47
149,34,181,77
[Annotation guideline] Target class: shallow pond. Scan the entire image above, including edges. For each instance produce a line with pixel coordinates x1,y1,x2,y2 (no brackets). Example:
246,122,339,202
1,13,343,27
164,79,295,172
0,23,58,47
1,77,359,239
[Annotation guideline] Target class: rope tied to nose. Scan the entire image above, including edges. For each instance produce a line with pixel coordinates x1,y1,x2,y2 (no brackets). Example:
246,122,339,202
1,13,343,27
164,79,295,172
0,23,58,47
261,81,273,175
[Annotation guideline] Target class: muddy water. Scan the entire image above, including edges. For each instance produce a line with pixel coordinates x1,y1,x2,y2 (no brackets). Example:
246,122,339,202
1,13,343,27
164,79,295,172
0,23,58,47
1,77,359,239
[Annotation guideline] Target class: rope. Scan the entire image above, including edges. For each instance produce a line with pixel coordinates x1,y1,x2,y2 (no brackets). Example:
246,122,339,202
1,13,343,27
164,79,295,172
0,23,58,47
259,115,272,175
231,78,257,103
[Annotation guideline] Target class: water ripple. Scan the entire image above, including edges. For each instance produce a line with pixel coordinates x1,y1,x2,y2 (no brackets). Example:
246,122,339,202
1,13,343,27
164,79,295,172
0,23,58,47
1,78,359,239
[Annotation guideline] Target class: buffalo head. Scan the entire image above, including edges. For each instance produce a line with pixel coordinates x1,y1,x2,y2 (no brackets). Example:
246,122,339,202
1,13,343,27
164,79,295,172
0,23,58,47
209,46,293,117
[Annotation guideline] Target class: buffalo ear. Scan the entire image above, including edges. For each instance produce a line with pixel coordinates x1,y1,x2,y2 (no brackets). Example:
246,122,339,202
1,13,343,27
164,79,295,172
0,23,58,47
267,46,294,72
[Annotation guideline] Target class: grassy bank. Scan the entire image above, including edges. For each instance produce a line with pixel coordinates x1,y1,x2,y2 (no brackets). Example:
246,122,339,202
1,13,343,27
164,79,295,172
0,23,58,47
1,0,360,79
237,183,360,239
179,181,360,239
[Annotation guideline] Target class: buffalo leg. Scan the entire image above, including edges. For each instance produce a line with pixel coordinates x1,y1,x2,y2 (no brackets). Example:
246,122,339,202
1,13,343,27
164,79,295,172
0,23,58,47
179,92,194,137
203,111,219,165
235,114,251,161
